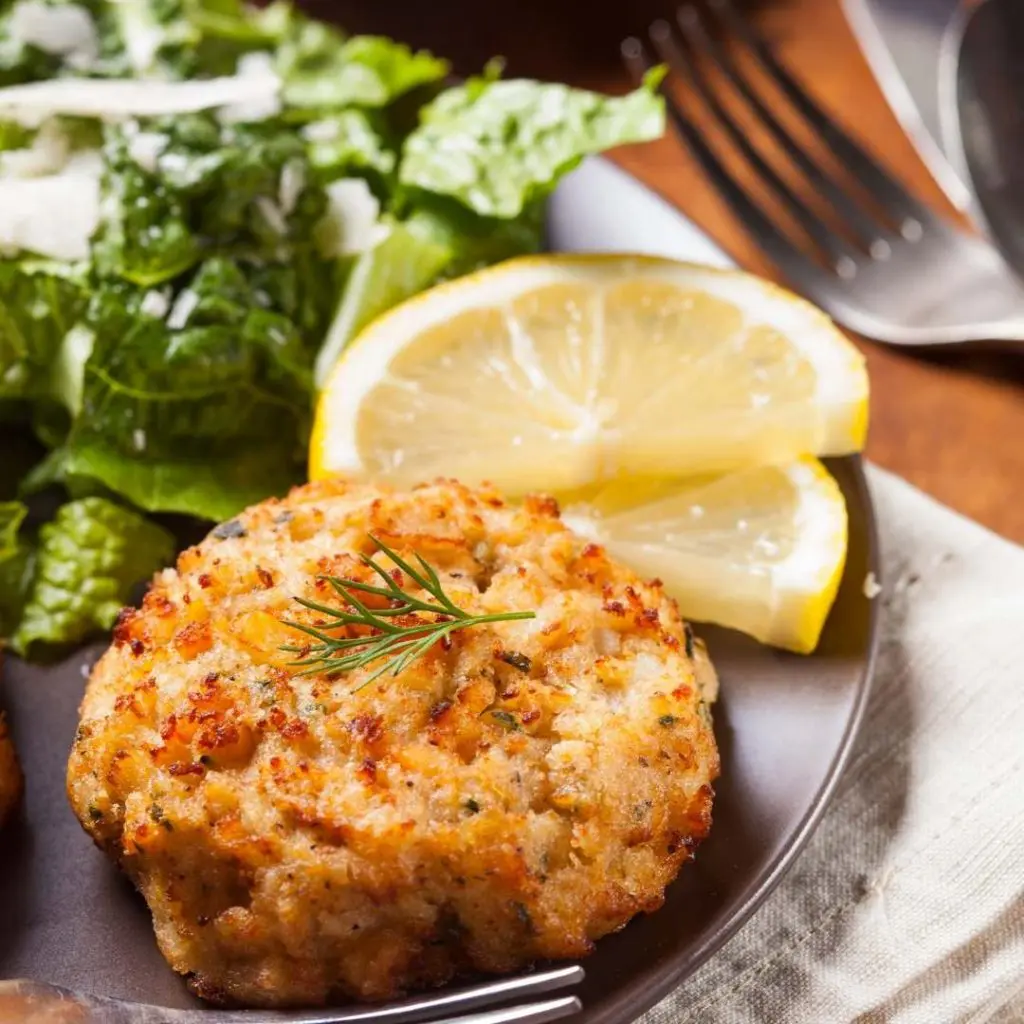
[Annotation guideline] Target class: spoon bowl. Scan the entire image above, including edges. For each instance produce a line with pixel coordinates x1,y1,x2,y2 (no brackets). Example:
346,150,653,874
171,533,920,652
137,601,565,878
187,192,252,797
944,0,1024,279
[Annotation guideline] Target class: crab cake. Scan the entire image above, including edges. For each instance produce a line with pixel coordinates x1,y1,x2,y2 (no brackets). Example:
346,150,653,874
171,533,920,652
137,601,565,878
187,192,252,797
67,478,719,1007
0,711,21,826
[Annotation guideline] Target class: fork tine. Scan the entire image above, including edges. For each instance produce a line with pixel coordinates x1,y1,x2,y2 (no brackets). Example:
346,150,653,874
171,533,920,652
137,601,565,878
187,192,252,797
150,966,586,1024
650,16,858,275
622,36,833,293
291,968,585,1024
433,995,581,1024
709,0,928,238
675,4,888,254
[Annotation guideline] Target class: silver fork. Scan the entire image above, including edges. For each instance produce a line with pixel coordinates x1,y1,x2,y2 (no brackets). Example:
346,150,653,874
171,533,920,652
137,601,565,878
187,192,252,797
622,0,1024,346
0,965,583,1024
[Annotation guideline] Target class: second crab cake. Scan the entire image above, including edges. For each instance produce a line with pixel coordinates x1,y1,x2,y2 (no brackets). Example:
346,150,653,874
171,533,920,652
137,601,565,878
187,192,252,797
67,477,719,1007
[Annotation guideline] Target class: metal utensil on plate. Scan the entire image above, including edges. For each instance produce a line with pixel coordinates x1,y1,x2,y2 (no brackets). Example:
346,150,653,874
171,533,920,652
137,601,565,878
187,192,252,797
942,0,1024,282
841,0,971,216
0,966,583,1024
622,0,1024,346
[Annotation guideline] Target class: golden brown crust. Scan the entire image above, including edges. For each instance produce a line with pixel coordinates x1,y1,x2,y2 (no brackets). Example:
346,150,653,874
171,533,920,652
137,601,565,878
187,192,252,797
0,711,22,826
67,478,719,1007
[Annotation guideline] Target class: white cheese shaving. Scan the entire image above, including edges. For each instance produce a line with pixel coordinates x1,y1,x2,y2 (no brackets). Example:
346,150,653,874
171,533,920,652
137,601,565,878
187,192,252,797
140,288,170,319
166,288,198,330
278,159,305,216
0,160,101,260
0,73,281,125
9,1,99,68
301,119,340,144
64,148,103,177
237,50,276,78
55,324,95,415
314,178,385,258
156,151,190,178
862,572,883,599
108,0,165,74
255,196,288,236
217,51,282,124
126,131,168,173
0,118,69,178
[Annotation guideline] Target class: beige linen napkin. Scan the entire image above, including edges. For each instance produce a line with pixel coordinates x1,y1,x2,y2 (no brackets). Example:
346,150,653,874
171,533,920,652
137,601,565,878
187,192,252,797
643,465,1024,1024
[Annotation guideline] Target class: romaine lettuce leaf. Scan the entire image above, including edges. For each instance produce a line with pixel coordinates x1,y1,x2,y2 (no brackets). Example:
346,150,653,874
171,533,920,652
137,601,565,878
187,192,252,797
9,496,173,657
0,500,33,636
303,109,396,187
76,265,313,457
92,149,197,284
52,260,313,517
115,0,282,78
402,198,546,280
311,198,547,382
281,33,448,110
0,258,86,401
399,73,665,219
54,438,302,519
314,216,452,386
92,113,327,286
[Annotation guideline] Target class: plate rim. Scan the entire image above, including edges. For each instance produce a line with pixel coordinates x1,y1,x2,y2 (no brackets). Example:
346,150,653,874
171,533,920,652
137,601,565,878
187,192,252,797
548,158,882,1022
592,457,881,1024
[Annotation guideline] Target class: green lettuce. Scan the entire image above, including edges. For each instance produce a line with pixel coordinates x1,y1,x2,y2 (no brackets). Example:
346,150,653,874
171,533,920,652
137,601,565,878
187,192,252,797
9,497,173,657
92,114,328,287
281,33,448,111
303,110,396,188
314,217,452,385
403,199,547,279
55,441,301,519
0,259,87,402
55,110,338,519
399,73,665,219
312,195,548,382
53,261,313,518
112,0,284,77
0,500,32,636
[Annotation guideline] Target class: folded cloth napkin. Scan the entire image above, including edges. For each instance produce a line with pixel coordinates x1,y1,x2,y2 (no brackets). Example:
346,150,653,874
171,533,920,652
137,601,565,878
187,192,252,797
643,465,1024,1024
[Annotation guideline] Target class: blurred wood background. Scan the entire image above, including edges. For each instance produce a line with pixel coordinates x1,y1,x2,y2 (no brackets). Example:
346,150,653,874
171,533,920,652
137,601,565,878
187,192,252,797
318,0,1024,543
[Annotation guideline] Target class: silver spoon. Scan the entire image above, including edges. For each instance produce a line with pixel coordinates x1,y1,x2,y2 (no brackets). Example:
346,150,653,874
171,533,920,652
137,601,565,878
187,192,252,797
942,0,1024,278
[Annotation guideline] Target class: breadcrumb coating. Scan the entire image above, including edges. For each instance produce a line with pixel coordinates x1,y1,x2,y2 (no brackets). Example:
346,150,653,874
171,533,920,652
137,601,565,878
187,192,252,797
68,477,718,1006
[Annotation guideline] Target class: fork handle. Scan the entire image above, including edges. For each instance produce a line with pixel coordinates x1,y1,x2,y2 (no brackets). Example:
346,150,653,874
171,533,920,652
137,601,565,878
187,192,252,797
0,979,345,1023
0,974,584,1024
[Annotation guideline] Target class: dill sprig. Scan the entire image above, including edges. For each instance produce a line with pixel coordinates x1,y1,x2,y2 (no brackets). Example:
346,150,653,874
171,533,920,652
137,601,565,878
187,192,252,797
281,535,536,688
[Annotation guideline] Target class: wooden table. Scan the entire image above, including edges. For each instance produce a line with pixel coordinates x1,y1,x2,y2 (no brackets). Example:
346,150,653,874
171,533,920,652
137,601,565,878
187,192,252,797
333,0,1024,543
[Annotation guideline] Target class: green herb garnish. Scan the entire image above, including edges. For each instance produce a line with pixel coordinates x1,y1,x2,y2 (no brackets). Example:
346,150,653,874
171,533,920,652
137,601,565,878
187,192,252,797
489,710,521,732
282,535,535,687
499,650,532,673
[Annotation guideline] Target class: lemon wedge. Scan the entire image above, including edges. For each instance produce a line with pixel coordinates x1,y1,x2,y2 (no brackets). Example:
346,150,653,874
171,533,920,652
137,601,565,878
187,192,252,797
310,255,868,492
563,458,848,653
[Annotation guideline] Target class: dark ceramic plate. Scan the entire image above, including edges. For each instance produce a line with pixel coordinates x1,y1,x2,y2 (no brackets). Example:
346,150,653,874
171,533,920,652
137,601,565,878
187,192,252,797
0,159,880,1023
